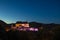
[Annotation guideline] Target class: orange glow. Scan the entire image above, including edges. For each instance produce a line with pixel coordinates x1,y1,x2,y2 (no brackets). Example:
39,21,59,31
16,23,29,27
16,24,22,27
22,24,29,27
5,27,11,32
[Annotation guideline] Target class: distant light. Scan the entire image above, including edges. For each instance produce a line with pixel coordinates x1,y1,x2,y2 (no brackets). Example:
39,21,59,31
34,28,38,31
17,28,23,31
29,28,34,31
17,27,38,31
23,28,26,31
20,28,23,30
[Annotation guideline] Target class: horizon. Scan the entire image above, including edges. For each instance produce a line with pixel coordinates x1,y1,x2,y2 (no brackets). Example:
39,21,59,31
0,20,60,24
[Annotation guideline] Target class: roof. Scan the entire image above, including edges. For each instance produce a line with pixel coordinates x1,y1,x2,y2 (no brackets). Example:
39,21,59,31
16,21,29,24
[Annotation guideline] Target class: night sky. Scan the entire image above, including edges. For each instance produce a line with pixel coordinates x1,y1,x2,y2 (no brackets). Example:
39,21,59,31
0,0,60,24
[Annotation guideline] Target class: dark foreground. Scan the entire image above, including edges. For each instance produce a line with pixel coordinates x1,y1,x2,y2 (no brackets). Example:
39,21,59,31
0,28,60,40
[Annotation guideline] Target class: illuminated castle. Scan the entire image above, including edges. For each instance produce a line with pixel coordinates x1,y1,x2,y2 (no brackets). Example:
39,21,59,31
11,21,29,28
16,21,29,27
